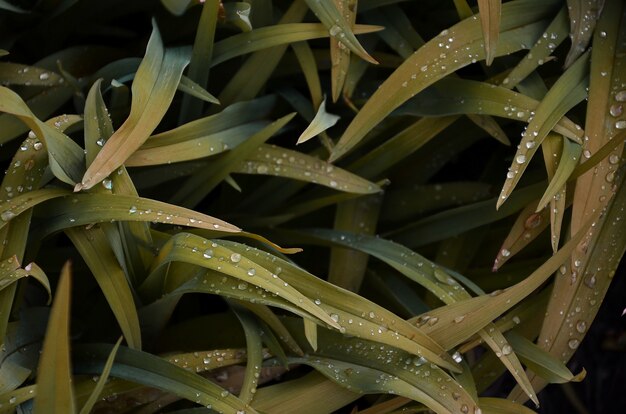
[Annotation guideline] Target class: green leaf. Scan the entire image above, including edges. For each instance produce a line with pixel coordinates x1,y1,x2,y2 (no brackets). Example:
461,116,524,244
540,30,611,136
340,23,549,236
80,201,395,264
233,144,380,194
170,113,296,207
506,332,585,384
303,0,376,63
211,23,382,68
498,51,589,209
77,21,191,190
564,0,600,67
65,227,142,349
477,0,502,65
0,63,63,86
33,262,75,414
536,137,581,211
297,97,340,144
0,87,84,184
73,343,257,414
78,337,123,414
231,306,264,403
34,193,241,237
329,0,561,161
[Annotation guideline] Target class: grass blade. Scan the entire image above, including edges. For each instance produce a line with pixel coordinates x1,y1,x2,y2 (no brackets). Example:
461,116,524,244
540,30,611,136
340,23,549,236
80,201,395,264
303,0,376,63
77,21,190,190
33,262,75,414
78,337,123,414
329,0,560,161
477,0,502,65
65,227,142,349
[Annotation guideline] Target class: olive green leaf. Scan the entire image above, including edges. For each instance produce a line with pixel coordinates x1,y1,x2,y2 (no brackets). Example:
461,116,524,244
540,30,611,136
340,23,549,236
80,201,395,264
33,262,75,414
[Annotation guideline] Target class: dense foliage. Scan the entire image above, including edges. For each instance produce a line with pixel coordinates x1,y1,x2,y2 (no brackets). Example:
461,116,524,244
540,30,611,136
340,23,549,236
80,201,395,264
0,0,624,413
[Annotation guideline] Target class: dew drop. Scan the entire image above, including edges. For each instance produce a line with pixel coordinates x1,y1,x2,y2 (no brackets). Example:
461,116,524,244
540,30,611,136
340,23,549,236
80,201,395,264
230,253,241,263
609,154,620,164
101,178,112,190
576,320,587,333
615,90,626,102
39,72,49,81
203,249,213,259
1,211,16,222
501,248,511,257
525,140,536,149
247,268,256,276
502,344,512,355
568,338,580,349
128,206,137,214
452,351,463,363
616,121,626,130
609,104,623,117
516,154,526,164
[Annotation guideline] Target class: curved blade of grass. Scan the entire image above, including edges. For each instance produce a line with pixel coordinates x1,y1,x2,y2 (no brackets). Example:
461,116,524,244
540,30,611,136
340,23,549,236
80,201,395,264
564,0,602,67
224,2,253,32
293,357,458,414
0,260,51,304
330,0,356,101
0,116,78,347
506,332,585,384
477,0,502,65
178,75,219,105
179,0,219,122
283,322,477,414
211,23,382,68
33,262,75,414
253,372,359,414
231,306,264,403
127,121,268,166
407,213,595,351
216,0,309,107
234,144,380,194
292,41,323,109
479,397,537,414
303,0,376,64
0,85,74,146
510,2,626,401
329,0,561,161
295,229,538,402
297,97,340,144
497,51,590,209
34,193,241,237
492,200,549,271
0,86,84,184
399,78,582,141
128,95,276,166
73,343,257,414
85,79,155,285
387,183,543,248
78,337,122,414
504,6,569,88
218,240,458,370
65,227,141,349
329,195,382,292
77,21,191,190
237,301,303,355
542,132,567,252
303,318,318,351
0,188,70,231
536,137,581,211
381,182,492,223
0,63,63,86
138,232,342,330
170,113,296,207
